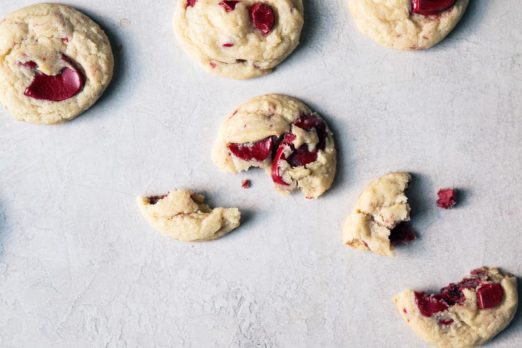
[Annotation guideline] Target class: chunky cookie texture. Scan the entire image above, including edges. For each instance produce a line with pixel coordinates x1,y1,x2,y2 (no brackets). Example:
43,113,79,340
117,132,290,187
212,94,337,199
137,189,241,242
393,267,518,348
348,0,469,50
0,4,114,124
342,172,414,256
173,0,304,79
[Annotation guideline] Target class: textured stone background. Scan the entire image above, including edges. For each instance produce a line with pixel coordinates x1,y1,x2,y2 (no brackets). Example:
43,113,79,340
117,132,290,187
1,0,521,347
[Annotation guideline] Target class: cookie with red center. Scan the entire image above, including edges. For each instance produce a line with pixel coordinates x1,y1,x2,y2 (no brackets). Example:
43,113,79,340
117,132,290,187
342,172,414,256
137,189,241,242
0,4,114,124
393,267,518,348
212,94,336,199
173,0,303,79
348,0,469,50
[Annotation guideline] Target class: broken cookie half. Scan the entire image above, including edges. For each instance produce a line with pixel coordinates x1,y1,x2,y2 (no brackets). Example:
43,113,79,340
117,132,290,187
393,267,518,348
137,189,240,242
342,172,414,256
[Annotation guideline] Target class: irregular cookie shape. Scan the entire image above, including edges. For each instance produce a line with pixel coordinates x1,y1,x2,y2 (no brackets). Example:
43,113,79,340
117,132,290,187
348,0,469,50
393,267,518,348
137,189,240,242
342,172,413,256
212,94,336,199
0,4,114,124
174,0,304,79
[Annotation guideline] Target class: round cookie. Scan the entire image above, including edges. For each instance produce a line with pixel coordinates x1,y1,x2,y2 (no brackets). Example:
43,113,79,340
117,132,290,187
212,94,337,199
137,189,241,242
348,0,469,50
0,3,114,124
393,267,518,348
342,172,414,256
173,0,304,79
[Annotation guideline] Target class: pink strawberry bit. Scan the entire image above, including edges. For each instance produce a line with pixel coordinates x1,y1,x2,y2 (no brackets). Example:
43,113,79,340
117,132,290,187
476,283,504,309
411,0,457,16
249,3,275,35
148,194,167,205
437,188,457,209
186,0,197,8
219,0,239,12
228,136,278,162
223,43,234,47
23,55,85,102
62,37,69,44
438,318,454,326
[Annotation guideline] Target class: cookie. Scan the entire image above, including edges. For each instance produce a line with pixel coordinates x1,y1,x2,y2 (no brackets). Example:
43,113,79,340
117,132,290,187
0,4,114,124
173,0,304,79
137,189,241,242
348,0,469,50
212,94,336,199
342,172,414,256
393,267,518,348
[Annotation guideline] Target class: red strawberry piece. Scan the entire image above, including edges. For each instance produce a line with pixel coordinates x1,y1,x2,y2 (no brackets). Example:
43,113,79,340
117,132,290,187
241,179,251,189
228,136,278,162
249,3,275,35
23,55,85,102
389,223,417,246
411,0,457,16
271,133,295,186
477,283,504,309
219,0,239,12
223,43,234,47
437,188,457,209
186,0,197,8
414,292,449,317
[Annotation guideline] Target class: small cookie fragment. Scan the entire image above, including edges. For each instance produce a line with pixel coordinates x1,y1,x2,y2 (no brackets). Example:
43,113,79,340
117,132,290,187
137,189,240,242
173,0,304,79
393,267,518,348
0,3,114,124
348,0,469,50
212,94,337,199
342,172,412,256
437,188,457,209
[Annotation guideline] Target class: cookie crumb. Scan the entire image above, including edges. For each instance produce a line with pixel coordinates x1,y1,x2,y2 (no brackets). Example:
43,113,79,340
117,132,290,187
437,188,457,209
241,179,251,189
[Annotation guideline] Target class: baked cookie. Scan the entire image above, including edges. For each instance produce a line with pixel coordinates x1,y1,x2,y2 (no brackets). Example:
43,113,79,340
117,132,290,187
342,172,415,256
137,189,241,242
393,267,518,348
0,3,114,124
348,0,469,50
212,94,336,199
173,0,304,79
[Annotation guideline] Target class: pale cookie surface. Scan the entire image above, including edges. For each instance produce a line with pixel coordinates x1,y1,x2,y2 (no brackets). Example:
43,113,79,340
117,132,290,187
393,267,518,348
348,0,469,50
342,172,412,256
137,189,241,242
0,3,114,124
212,94,336,199
173,0,303,79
